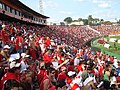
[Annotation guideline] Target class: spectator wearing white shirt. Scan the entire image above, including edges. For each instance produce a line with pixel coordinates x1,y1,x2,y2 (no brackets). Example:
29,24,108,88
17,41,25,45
74,53,80,66
20,54,29,73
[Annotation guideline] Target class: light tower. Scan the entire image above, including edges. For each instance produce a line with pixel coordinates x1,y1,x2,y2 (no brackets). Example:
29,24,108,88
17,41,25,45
39,0,43,14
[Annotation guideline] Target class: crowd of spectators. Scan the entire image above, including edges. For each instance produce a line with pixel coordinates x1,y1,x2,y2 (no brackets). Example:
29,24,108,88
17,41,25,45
0,20,120,90
90,24,120,36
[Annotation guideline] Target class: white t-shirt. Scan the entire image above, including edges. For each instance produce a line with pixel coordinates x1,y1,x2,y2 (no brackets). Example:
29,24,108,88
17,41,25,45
20,60,29,73
74,57,80,66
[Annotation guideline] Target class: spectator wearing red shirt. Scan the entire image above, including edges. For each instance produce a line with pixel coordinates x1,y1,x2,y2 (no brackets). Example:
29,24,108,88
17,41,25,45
37,62,47,86
45,37,51,47
4,79,21,90
0,61,21,90
15,32,23,54
9,25,15,36
58,66,67,81
29,47,37,61
1,25,9,45
40,67,56,90
57,53,65,64
43,49,54,63
67,62,74,72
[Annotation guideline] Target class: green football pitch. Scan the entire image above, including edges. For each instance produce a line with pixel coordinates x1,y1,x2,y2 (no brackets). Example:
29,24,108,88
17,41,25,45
92,35,120,59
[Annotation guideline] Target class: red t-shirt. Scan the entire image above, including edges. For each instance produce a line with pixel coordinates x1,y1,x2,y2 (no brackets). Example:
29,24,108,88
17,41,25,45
46,39,51,47
43,53,53,63
66,77,72,85
10,27,15,34
0,54,2,61
98,64,104,77
0,72,20,90
15,36,23,50
67,65,74,72
37,70,47,85
0,32,2,40
58,72,67,81
1,30,9,42
57,55,64,64
117,76,120,83
70,83,79,90
35,37,39,48
30,48,37,61
76,64,83,72
40,75,50,90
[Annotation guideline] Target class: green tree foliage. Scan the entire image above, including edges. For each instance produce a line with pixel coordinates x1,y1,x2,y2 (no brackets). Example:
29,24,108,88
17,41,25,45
82,19,88,25
64,17,72,24
88,15,93,25
63,15,106,25
78,18,83,22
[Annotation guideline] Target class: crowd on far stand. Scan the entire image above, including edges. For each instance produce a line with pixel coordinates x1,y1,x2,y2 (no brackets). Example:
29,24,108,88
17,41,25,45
1,20,120,90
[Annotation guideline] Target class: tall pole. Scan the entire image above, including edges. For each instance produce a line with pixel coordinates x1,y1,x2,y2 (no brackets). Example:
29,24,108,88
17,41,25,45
39,0,43,14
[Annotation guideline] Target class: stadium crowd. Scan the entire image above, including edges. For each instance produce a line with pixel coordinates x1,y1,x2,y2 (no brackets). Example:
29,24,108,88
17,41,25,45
91,25,120,36
0,20,120,90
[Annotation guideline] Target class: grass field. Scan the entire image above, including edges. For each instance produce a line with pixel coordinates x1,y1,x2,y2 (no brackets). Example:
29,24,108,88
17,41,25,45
92,35,120,58
109,35,120,39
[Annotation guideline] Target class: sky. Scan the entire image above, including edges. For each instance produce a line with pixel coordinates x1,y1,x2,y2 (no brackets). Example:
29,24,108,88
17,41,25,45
19,0,120,23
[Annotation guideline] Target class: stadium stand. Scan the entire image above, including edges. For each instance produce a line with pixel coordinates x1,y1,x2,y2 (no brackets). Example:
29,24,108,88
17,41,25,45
1,0,120,90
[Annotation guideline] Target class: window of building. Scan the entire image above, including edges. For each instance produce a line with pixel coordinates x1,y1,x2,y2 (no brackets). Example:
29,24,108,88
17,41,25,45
44,20,46,24
14,10,17,15
22,14,24,17
2,3,6,10
12,9,15,14
0,2,2,9
10,7,12,13
39,18,42,23
31,16,33,20
16,10,19,16
33,17,35,21
7,6,10,12
36,18,38,21
19,12,22,16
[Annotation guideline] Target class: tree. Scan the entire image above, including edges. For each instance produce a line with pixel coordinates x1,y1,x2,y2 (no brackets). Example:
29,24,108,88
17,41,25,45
78,18,83,22
94,18,99,24
115,18,118,23
88,15,93,25
100,19,104,24
115,18,120,24
64,17,72,25
118,19,120,24
82,19,88,25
